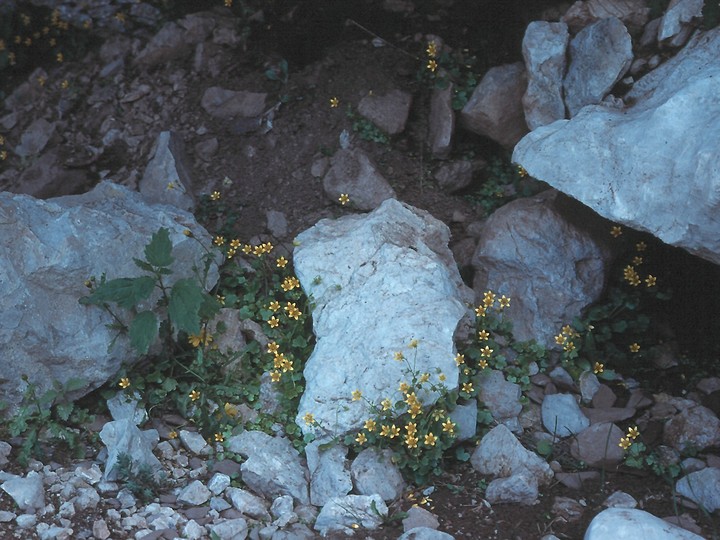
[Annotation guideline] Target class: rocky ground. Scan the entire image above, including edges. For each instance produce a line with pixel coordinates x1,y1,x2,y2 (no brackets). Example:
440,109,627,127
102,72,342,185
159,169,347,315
1,0,719,539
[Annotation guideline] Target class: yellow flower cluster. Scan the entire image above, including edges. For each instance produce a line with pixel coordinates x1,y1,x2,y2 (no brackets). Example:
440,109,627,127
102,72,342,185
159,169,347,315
555,324,579,353
619,425,640,449
426,40,439,73
268,341,293,381
281,276,300,292
623,265,641,286
610,226,622,238
188,328,213,348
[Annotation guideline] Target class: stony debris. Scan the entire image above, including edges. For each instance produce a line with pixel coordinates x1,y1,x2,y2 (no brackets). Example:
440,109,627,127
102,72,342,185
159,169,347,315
475,369,523,430
485,473,539,505
662,405,720,452
305,440,353,506
200,87,267,119
357,89,412,135
569,422,625,467
350,448,405,502
314,494,387,536
0,471,45,512
99,419,162,481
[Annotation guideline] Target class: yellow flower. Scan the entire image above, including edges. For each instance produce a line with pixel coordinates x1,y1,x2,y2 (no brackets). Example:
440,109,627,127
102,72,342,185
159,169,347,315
276,256,288,268
610,226,622,238
442,419,455,434
408,339,419,349
618,437,631,450
563,341,575,353
478,359,488,369
483,291,496,308
629,343,640,353
498,295,511,309
330,97,340,108
454,353,465,366
394,351,405,362
214,236,225,246
352,390,363,401
439,373,447,382
462,382,473,394
229,239,241,249
636,241,647,251
408,404,422,418
268,316,280,328
281,276,300,291
405,422,417,434
269,300,280,311
216,295,225,306
303,412,315,425
267,342,280,355
270,370,281,382
517,165,528,177
480,346,493,358
381,398,392,411
118,377,130,389
419,373,430,384
338,193,350,205
632,256,643,266
210,191,221,201
475,305,486,317
168,431,178,439
189,390,201,401
562,325,577,336
405,435,419,448
399,382,410,393
183,229,192,236
364,419,376,432
1,150,7,160
426,41,438,58
355,432,367,444
60,79,69,90
555,333,566,345
627,426,640,439
224,403,238,417
224,0,232,6
56,52,63,63
478,330,490,341
37,76,46,86
593,362,604,374
381,424,400,438
214,433,224,443
424,432,437,446
645,275,657,287
427,59,438,72
242,244,252,254
405,392,419,406
188,329,213,348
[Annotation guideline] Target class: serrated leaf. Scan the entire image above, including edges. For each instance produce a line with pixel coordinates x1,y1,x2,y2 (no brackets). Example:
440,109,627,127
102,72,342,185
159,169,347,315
144,228,174,268
55,402,74,422
84,276,156,309
168,278,203,334
63,378,87,393
133,258,155,272
129,311,159,354
161,378,178,393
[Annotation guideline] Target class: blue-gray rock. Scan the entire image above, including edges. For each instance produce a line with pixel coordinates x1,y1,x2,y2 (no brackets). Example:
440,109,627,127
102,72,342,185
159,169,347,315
99,419,161,481
209,517,248,540
658,0,703,45
305,440,352,507
584,507,705,539
179,430,211,456
227,430,309,505
563,17,632,117
350,448,405,502
0,471,45,512
663,405,720,452
398,527,456,540
294,199,473,437
208,473,231,496
448,401,477,442
522,21,569,130
602,491,637,509
177,480,211,506
485,473,539,505
107,391,148,425
322,148,396,211
542,394,590,438
402,506,440,531
139,131,195,212
314,494,387,536
513,28,720,266
475,369,522,425
201,87,266,119
675,467,720,512
226,487,271,521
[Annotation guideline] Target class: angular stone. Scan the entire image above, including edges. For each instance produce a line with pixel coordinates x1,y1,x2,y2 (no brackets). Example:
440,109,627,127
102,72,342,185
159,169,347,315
563,17,633,117
208,473,231,496
449,401,477,441
471,424,553,485
428,84,454,158
314,494,387,536
201,87,266,118
570,422,625,467
433,159,475,193
562,0,650,33
305,440,352,507
461,62,528,148
485,473,539,505
402,506,440,531
15,118,55,157
472,190,608,346
603,490,638,508
226,487,271,521
322,148,396,211
294,199,472,437
675,467,720,512
542,393,590,438
99,419,162,481
140,131,195,212
351,448,405,502
522,21,569,130
514,28,720,266
357,89,412,135
476,369,522,424
107,391,148,425
663,405,720,452
658,0,703,43
177,480,211,506
398,528,455,540
179,430,211,456
1,471,45,512
584,507,705,539
209,518,248,540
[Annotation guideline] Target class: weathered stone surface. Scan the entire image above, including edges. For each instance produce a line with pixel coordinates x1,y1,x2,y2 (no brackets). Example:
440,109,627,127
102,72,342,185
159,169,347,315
675,467,720,512
470,424,553,485
226,487,272,521
0,181,217,414
449,401,477,441
658,0,703,44
570,422,625,467
428,84,454,158
542,393,590,438
294,199,472,437
603,491,638,508
562,0,650,33
433,160,475,193
15,118,55,157
663,405,720,452
460,62,528,148
0,472,45,512
485,473,539,505
322,148,397,211
398,527,456,540
584,508,705,539
475,370,522,425
209,517,248,540
139,131,195,212
514,29,720,266
358,89,412,135
177,480,212,506
201,87,266,119
305,440,352,507
179,430,211,456
563,17,633,117
402,506,440,531
107,391,148,425
351,448,405,502
227,430,309,505
314,494,387,536
472,190,607,346
99,420,161,481
522,21,569,130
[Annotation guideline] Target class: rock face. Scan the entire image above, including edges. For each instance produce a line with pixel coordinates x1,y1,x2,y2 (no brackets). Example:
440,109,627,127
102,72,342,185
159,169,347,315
584,507,705,539
472,190,608,346
0,181,217,414
514,28,720,266
139,131,195,212
294,198,473,437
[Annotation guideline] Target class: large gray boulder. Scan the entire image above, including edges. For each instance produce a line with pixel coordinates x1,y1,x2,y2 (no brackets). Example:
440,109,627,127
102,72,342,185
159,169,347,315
514,28,720,265
0,181,217,413
294,198,473,437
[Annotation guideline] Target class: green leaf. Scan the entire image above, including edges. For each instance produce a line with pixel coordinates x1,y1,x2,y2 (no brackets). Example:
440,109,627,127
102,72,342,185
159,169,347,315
55,402,74,422
63,378,87,393
455,447,470,461
83,276,156,309
161,378,178,393
144,228,174,268
129,311,159,354
168,278,203,334
536,439,553,457
133,258,155,272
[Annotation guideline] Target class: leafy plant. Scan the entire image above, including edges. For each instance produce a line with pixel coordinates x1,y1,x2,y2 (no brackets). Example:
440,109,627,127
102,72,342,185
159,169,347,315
346,107,390,145
115,452,172,503
3,376,93,466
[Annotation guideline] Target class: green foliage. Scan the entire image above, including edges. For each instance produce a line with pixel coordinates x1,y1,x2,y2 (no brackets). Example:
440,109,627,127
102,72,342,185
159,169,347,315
346,107,390,144
3,376,93,467
417,40,480,111
115,453,172,503
623,441,681,480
